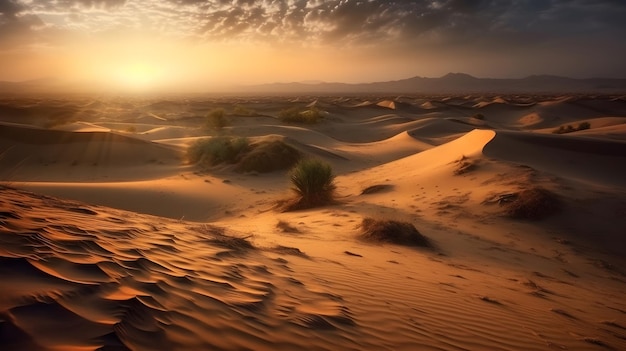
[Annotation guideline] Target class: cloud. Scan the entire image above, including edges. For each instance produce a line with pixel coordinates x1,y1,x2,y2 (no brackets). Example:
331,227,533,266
0,0,45,49
3,0,626,77
10,0,625,46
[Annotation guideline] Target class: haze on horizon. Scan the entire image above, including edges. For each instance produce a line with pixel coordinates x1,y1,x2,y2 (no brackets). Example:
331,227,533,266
1,0,625,93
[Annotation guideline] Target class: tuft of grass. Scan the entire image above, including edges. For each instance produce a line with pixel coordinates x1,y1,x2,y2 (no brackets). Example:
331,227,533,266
284,158,336,210
358,217,432,247
276,220,300,233
205,108,229,131
502,187,560,220
360,184,393,195
278,106,324,124
235,140,301,173
187,136,249,167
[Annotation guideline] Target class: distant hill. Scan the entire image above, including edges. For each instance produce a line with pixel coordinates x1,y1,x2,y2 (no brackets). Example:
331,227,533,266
240,73,626,94
1,73,626,95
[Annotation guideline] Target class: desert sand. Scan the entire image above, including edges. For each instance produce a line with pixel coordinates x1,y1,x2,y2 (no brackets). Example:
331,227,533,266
1,94,626,350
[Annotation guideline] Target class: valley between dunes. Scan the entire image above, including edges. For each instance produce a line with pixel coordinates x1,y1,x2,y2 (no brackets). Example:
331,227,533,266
1,94,626,350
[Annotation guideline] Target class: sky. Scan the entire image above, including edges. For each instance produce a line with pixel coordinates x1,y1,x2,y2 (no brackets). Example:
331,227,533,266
1,0,625,92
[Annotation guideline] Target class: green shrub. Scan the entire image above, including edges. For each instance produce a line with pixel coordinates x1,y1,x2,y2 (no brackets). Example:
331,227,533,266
287,158,336,209
205,108,229,131
278,106,324,124
187,136,249,167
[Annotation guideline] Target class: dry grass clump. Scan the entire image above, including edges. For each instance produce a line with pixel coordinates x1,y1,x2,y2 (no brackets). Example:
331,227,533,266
235,140,301,173
276,220,300,233
358,217,432,247
552,121,591,134
452,155,479,175
360,184,393,195
502,187,560,220
282,158,336,211
278,106,324,124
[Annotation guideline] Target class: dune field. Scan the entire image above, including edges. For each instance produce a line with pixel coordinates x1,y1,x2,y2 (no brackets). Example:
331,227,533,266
1,94,626,350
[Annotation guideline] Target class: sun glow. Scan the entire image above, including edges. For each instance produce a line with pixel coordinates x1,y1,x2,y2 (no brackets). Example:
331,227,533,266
111,61,163,91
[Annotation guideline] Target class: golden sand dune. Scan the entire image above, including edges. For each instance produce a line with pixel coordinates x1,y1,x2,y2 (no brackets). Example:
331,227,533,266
1,94,626,350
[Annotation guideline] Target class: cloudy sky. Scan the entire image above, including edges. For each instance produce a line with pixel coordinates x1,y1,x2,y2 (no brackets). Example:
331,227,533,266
1,0,625,91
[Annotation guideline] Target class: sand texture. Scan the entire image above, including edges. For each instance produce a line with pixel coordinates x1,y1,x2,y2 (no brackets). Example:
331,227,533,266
1,94,626,350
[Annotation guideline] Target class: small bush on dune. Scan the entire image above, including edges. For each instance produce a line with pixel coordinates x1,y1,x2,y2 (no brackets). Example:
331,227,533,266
233,105,255,116
577,121,591,130
279,106,324,124
187,136,249,167
471,113,485,120
358,218,432,247
502,187,560,220
235,140,301,173
284,158,336,210
205,108,229,131
553,122,591,134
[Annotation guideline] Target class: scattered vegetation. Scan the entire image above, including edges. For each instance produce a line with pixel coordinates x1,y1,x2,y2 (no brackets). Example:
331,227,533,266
471,113,485,120
278,106,324,124
188,137,303,173
552,121,591,134
235,139,301,173
187,136,249,167
358,217,432,247
283,158,336,211
500,187,560,220
204,108,229,131
233,105,256,116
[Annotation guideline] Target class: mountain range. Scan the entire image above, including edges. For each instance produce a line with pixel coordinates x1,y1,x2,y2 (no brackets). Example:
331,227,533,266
243,73,626,94
2,73,626,94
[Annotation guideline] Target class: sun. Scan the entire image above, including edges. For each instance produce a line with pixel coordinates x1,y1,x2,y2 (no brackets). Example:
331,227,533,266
111,61,163,92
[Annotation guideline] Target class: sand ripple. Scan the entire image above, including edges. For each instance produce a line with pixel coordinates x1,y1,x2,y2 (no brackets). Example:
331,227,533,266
0,187,357,350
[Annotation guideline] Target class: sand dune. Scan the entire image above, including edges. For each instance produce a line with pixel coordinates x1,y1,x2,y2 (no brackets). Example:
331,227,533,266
1,94,625,350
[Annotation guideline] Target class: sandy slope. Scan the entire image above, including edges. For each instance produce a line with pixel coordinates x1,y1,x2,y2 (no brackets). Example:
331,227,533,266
1,94,626,350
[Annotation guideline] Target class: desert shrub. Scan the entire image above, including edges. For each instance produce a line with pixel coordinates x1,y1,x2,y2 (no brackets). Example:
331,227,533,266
187,136,249,167
358,218,432,247
233,105,255,116
205,108,229,131
502,187,560,220
279,106,324,124
286,158,336,209
471,113,485,120
553,122,590,134
577,121,591,130
235,140,301,173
